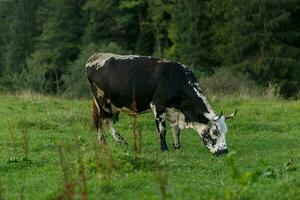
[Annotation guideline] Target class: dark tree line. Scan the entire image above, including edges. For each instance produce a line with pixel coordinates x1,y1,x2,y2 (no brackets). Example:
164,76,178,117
0,0,299,97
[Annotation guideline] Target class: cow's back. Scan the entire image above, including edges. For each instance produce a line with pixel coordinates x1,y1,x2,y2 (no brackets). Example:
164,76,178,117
85,53,186,112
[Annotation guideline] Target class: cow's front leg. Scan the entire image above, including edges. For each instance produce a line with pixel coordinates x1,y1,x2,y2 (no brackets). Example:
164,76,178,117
156,113,168,151
150,103,168,151
108,120,128,145
171,125,180,149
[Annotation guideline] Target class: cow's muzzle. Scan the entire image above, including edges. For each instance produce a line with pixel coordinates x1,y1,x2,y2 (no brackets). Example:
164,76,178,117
214,149,228,156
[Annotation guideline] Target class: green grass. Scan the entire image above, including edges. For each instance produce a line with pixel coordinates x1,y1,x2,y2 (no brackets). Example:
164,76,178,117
0,94,299,200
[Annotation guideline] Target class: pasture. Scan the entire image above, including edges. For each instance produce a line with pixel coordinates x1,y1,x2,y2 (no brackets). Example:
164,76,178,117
0,94,299,200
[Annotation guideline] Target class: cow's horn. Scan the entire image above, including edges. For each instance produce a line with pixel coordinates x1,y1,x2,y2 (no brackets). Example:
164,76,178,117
212,111,223,121
217,110,223,120
225,109,237,120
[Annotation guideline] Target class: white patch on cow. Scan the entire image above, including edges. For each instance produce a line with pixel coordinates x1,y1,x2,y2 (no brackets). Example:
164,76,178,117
185,122,208,134
217,116,227,135
86,53,143,69
93,82,105,98
93,97,100,111
207,116,228,153
165,107,179,126
150,103,167,134
178,63,193,75
165,106,228,153
157,58,173,63
107,120,126,143
158,113,166,132
150,102,157,117
171,125,180,147
165,107,208,132
165,107,185,128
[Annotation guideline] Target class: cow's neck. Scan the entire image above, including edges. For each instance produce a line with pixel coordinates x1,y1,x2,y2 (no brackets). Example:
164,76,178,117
186,80,217,121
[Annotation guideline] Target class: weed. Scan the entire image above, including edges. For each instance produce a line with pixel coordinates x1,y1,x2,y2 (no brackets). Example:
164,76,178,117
21,124,30,161
155,153,169,200
156,167,168,200
284,158,296,172
76,140,88,200
92,139,115,193
224,152,262,200
6,122,17,150
0,178,5,200
17,118,57,131
58,146,75,200
263,82,281,100
19,122,31,200
130,94,142,157
263,168,276,179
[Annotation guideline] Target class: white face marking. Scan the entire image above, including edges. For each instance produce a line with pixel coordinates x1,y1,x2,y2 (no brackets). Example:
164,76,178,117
156,106,229,154
169,107,228,154
86,53,143,69
205,116,228,153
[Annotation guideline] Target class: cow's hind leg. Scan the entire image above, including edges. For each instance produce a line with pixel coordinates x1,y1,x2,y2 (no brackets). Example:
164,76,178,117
172,125,180,149
93,99,106,144
107,119,128,145
150,103,168,151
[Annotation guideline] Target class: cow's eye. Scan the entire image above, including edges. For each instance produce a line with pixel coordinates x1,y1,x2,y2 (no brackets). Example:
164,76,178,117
212,129,219,136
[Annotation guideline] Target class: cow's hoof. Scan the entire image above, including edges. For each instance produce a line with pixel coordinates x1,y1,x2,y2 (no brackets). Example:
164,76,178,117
98,136,107,145
173,144,181,150
160,147,168,152
118,140,128,145
99,140,107,145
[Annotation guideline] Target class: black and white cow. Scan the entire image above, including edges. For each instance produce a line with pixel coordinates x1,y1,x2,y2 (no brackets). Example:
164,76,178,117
85,53,236,155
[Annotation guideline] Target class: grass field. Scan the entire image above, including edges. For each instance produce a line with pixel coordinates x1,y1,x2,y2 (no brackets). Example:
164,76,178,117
0,94,299,200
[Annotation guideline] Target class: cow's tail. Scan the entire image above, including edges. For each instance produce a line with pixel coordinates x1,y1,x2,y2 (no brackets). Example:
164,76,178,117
92,100,102,130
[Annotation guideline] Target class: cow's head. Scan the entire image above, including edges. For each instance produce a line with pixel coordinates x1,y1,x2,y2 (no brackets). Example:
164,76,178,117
190,110,236,155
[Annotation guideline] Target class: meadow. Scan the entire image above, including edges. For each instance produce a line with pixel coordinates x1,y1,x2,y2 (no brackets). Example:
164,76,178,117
0,94,299,200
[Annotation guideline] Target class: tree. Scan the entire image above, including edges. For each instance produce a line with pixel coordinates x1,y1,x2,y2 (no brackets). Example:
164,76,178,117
3,0,40,73
26,0,84,93
0,0,41,91
209,0,300,97
82,0,119,45
167,0,213,71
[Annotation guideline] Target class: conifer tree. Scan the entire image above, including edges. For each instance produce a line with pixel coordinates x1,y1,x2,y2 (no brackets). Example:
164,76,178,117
2,0,40,73
209,0,300,96
27,0,84,93
167,0,212,70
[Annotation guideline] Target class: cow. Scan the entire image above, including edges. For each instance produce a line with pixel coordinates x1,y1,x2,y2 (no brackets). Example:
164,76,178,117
85,53,236,155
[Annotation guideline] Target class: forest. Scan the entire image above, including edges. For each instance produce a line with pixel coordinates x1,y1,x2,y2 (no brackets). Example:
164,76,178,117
0,0,299,98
